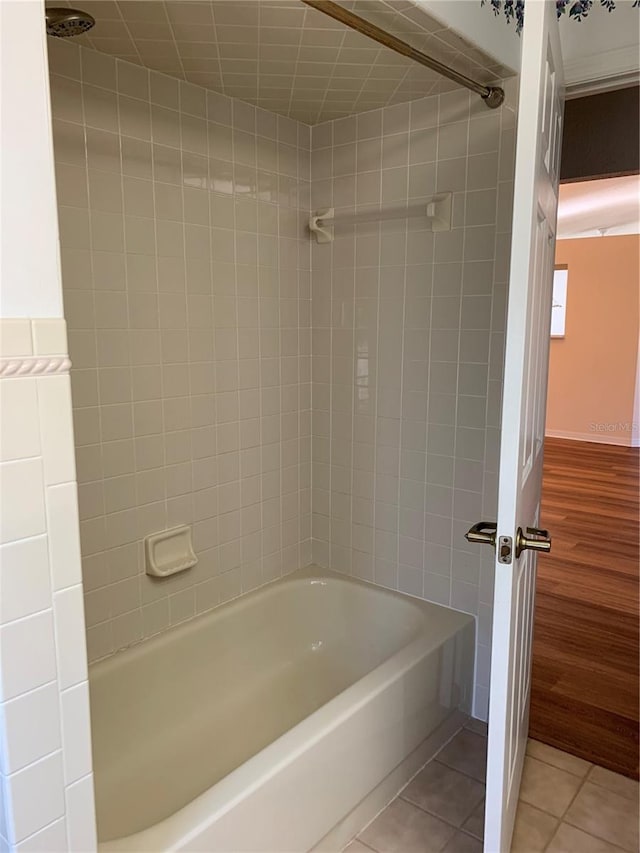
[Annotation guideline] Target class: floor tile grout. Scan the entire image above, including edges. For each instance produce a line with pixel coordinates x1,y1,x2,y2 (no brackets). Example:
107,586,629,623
354,840,377,853
353,723,475,849
560,813,636,853
559,772,588,819
429,755,487,786
523,764,589,829
349,729,638,853
586,768,640,800
526,739,594,778
525,746,639,853
397,787,484,833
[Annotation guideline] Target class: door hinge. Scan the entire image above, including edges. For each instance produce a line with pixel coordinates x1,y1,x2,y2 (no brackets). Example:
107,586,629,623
498,535,513,564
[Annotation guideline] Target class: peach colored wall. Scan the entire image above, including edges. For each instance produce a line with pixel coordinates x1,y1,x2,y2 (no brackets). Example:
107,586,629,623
546,235,640,446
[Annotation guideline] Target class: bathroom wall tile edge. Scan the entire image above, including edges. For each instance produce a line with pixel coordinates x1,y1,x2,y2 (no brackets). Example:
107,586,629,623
0,319,70,377
0,319,97,850
1,3,97,848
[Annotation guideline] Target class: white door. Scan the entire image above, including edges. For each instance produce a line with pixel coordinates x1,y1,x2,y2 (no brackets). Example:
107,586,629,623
484,2,565,851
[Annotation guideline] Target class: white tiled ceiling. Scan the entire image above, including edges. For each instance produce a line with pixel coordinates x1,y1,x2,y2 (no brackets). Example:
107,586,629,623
47,0,513,123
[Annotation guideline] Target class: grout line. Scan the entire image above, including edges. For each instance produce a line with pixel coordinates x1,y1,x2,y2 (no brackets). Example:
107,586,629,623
313,15,350,128
419,95,435,603
394,164,410,593
274,113,284,586
254,111,265,591
397,791,485,839
229,99,243,593
431,755,487,787
351,724,486,851
76,43,113,660
526,741,594,778
113,2,144,69
448,90,470,614
347,835,377,853
10,813,66,849
518,747,640,853
346,167,357,576
5,748,64,783
370,149,383,586
350,723,470,849
326,117,334,573
161,0,187,84
0,677,59,706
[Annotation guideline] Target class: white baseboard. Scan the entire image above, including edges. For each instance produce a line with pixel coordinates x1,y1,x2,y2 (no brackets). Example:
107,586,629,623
545,429,636,447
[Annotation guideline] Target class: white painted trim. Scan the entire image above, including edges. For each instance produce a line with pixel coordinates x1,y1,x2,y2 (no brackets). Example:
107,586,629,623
0,356,71,378
545,429,635,447
557,224,640,239
567,74,640,99
564,44,640,89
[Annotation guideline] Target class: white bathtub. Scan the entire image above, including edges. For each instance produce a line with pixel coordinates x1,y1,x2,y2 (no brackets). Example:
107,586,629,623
90,567,475,852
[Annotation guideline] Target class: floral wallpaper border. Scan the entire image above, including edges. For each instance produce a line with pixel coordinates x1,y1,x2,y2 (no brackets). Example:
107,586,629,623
481,0,639,35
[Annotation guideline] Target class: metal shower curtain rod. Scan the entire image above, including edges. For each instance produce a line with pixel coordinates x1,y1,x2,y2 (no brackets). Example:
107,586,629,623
301,0,505,109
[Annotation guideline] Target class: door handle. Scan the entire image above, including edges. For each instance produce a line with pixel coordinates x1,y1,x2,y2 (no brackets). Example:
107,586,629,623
465,522,552,562
465,521,497,548
515,526,552,558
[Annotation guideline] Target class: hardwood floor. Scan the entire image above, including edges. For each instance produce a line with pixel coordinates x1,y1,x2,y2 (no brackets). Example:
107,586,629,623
530,438,640,780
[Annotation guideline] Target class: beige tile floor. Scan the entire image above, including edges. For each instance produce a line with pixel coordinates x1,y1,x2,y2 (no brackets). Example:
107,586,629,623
344,720,639,853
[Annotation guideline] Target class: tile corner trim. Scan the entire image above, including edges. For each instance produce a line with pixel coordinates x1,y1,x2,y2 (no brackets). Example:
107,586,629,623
0,355,71,378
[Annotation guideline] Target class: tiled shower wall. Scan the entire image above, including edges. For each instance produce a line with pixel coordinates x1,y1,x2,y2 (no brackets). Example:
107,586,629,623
309,84,517,718
48,37,516,716
47,40,311,663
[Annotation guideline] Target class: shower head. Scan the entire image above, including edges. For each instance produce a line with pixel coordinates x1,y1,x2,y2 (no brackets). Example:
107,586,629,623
46,7,95,37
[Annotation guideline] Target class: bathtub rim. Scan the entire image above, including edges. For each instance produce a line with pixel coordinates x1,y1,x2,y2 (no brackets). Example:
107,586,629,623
90,565,452,683
94,566,475,852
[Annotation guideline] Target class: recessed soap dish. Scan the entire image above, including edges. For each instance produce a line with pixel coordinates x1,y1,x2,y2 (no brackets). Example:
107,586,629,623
145,525,197,578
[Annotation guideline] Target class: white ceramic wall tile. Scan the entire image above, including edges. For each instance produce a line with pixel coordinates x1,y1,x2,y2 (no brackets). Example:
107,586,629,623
0,776,8,844
0,611,57,702
36,376,76,486
31,320,68,356
0,536,51,625
15,818,67,853
52,586,88,690
0,380,41,463
45,484,83,591
0,460,46,545
0,683,61,775
4,752,65,844
0,321,32,359
1,13,96,849
64,775,97,853
60,683,92,785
